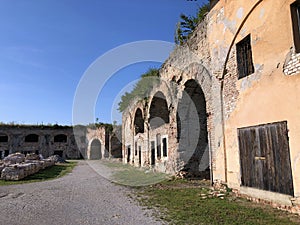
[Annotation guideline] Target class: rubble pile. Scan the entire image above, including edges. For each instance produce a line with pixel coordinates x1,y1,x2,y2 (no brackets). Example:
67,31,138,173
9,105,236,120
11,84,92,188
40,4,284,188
47,155,66,163
0,153,56,181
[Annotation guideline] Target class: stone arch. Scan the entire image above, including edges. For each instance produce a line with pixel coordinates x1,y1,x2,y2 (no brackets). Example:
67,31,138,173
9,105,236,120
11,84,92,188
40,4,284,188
176,78,210,178
134,108,144,135
147,77,176,111
148,91,170,129
88,138,102,160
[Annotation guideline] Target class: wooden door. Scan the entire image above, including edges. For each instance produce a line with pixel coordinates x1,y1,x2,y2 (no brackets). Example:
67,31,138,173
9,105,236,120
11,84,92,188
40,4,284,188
238,121,294,196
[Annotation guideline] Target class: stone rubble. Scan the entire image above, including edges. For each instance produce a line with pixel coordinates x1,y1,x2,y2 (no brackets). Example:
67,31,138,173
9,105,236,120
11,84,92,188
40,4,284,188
0,153,56,181
47,155,67,163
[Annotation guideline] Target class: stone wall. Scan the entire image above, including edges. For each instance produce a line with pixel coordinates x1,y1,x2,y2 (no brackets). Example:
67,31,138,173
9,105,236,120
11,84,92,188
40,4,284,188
122,16,218,176
0,124,122,160
208,0,300,209
122,0,300,210
0,125,81,159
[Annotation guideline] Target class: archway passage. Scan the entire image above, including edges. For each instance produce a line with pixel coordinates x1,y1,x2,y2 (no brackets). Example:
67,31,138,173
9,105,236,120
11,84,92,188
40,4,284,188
90,139,102,160
149,91,169,129
134,108,144,134
177,79,209,178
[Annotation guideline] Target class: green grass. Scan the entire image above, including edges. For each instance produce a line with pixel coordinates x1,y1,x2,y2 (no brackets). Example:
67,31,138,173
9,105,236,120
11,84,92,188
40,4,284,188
101,160,169,187
0,161,77,185
136,179,300,225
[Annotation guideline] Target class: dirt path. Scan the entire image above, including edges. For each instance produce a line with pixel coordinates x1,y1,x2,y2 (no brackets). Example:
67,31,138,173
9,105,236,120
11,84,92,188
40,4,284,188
0,161,163,225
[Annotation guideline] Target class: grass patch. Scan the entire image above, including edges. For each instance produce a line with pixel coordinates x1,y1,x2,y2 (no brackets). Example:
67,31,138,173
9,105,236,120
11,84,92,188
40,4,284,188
101,160,169,187
0,161,77,186
136,179,300,225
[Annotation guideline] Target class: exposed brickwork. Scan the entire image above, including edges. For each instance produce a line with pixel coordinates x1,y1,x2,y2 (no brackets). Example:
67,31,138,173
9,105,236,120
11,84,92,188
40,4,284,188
284,49,300,76
122,17,220,177
223,47,239,120
122,0,300,212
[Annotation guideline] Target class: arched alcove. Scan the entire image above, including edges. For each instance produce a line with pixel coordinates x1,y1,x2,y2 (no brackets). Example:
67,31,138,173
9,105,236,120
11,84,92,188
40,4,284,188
177,79,209,177
149,91,169,129
134,108,144,135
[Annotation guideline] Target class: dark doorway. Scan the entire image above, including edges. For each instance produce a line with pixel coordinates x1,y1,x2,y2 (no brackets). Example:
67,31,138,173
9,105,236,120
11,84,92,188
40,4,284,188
0,135,8,142
90,139,102,160
134,142,137,163
127,145,131,163
162,138,167,157
238,121,294,196
138,146,142,166
134,108,144,134
149,92,169,129
177,79,209,178
151,141,155,165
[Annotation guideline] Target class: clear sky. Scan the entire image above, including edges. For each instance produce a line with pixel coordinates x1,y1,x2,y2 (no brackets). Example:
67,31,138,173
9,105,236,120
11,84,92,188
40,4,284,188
0,0,208,125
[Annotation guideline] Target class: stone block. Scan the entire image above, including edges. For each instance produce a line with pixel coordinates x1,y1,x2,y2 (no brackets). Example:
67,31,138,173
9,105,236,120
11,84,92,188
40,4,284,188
1,166,25,181
3,153,25,165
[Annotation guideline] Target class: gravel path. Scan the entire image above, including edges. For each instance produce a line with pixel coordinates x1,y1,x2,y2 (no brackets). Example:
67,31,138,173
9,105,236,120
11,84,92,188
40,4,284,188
0,161,163,225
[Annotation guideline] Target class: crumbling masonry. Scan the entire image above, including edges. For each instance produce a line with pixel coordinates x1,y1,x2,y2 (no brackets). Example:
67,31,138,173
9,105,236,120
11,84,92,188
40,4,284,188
122,0,300,209
0,124,121,160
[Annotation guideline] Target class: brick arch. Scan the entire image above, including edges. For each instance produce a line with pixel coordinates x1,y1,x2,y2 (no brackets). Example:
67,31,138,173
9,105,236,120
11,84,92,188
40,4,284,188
174,62,214,178
176,78,209,176
147,77,176,111
148,91,170,129
133,107,144,135
180,63,212,104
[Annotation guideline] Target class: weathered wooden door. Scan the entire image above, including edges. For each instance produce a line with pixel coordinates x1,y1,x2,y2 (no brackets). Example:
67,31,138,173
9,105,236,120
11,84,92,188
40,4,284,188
238,121,294,196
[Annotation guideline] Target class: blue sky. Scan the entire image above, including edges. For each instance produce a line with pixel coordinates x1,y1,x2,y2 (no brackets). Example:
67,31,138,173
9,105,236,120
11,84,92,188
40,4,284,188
0,0,207,125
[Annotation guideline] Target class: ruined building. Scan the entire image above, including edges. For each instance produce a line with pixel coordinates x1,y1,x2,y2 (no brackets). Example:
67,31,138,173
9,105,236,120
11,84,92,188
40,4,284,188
122,0,300,207
0,124,122,160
